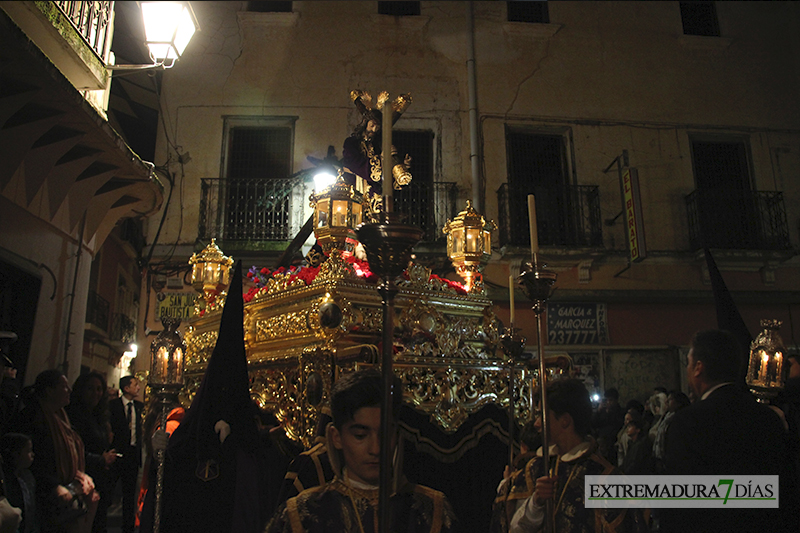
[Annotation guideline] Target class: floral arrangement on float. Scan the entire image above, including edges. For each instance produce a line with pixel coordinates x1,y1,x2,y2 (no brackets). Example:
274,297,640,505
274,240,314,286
243,254,466,303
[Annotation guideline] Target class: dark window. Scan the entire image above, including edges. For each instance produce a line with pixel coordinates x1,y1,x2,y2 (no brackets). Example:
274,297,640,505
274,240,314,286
686,138,790,250
247,1,292,12
224,125,294,241
498,129,602,248
688,139,757,249
506,130,568,246
392,130,440,240
680,2,719,37
508,1,549,24
227,127,292,180
378,1,420,17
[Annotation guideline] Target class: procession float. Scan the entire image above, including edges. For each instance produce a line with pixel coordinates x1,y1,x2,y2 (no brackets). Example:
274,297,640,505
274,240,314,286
172,91,571,530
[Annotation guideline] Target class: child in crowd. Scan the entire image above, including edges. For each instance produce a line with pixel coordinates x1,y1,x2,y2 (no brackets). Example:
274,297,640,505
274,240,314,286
1,432,38,533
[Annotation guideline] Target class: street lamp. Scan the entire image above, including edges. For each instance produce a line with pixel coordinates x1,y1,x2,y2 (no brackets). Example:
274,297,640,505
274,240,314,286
108,2,200,71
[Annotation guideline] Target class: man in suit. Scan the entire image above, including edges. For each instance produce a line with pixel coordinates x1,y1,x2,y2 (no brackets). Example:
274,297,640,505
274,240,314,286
109,376,143,533
663,329,791,533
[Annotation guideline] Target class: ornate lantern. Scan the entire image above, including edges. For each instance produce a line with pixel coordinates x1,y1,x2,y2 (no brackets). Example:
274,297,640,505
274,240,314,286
442,200,497,294
309,170,363,254
189,239,233,309
745,319,787,403
148,316,186,533
149,317,186,390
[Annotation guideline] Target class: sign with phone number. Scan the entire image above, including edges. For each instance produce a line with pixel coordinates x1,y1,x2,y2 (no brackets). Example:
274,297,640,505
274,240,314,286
546,302,609,345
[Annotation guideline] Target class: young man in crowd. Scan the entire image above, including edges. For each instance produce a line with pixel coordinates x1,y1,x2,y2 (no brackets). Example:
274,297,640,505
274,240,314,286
108,376,143,533
510,379,642,533
265,368,456,533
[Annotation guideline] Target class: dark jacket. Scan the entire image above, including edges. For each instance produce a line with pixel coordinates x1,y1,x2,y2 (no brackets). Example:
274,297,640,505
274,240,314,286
108,398,143,466
662,384,789,533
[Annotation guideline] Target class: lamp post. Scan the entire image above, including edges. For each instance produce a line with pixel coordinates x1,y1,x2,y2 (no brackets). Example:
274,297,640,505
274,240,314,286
189,239,233,313
442,200,497,294
108,1,200,71
745,319,787,403
149,317,186,533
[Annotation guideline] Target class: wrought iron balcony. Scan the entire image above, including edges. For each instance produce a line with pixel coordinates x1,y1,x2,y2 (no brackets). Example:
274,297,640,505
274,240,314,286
685,189,790,251
53,1,113,61
86,290,110,332
394,180,458,242
110,312,136,344
198,178,458,246
497,184,603,248
198,177,309,244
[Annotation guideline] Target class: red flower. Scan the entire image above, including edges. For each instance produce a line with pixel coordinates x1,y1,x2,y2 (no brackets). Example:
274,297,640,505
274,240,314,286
260,267,269,275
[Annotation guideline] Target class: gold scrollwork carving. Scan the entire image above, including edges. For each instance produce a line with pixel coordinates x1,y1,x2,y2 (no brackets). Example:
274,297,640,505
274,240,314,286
398,366,506,433
315,250,360,284
184,330,218,366
256,310,312,341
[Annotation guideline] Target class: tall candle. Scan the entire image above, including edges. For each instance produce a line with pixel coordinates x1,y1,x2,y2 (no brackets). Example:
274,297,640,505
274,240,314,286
509,274,515,326
528,194,539,258
382,95,393,213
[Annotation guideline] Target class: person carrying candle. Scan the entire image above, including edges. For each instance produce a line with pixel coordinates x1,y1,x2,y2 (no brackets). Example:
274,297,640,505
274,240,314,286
509,379,643,533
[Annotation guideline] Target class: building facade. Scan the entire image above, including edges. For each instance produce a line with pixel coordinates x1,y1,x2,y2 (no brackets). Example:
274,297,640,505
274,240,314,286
0,1,163,388
141,1,800,405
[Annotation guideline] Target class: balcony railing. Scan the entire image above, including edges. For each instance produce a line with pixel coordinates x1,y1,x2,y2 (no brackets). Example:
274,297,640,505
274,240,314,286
497,184,603,248
199,178,459,245
86,290,110,332
685,189,790,250
54,1,113,61
394,181,458,242
110,312,136,344
199,177,310,244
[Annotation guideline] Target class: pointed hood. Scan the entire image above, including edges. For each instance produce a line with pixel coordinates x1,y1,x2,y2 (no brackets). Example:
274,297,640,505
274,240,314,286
704,248,752,359
169,260,258,456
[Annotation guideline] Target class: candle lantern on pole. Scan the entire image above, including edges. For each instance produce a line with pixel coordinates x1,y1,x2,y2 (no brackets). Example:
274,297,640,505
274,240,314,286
148,317,186,533
355,90,423,533
189,239,233,312
745,319,787,403
442,200,497,294
310,171,363,256
518,194,557,533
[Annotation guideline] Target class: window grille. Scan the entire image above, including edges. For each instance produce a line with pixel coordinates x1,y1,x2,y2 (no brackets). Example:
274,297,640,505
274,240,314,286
378,1,420,16
680,2,719,37
246,1,292,12
507,1,549,23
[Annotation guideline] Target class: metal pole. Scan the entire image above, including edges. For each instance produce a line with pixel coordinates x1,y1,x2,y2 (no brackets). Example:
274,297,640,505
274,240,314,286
378,280,396,533
152,396,170,533
535,304,555,533
508,363,515,468
519,254,557,533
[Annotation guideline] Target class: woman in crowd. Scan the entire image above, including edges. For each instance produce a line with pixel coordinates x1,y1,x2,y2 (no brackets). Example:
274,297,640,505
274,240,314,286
651,390,690,473
13,370,99,533
65,374,115,533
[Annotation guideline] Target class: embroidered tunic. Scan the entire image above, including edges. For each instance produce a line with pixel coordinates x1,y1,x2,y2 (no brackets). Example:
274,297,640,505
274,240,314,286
266,477,456,533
